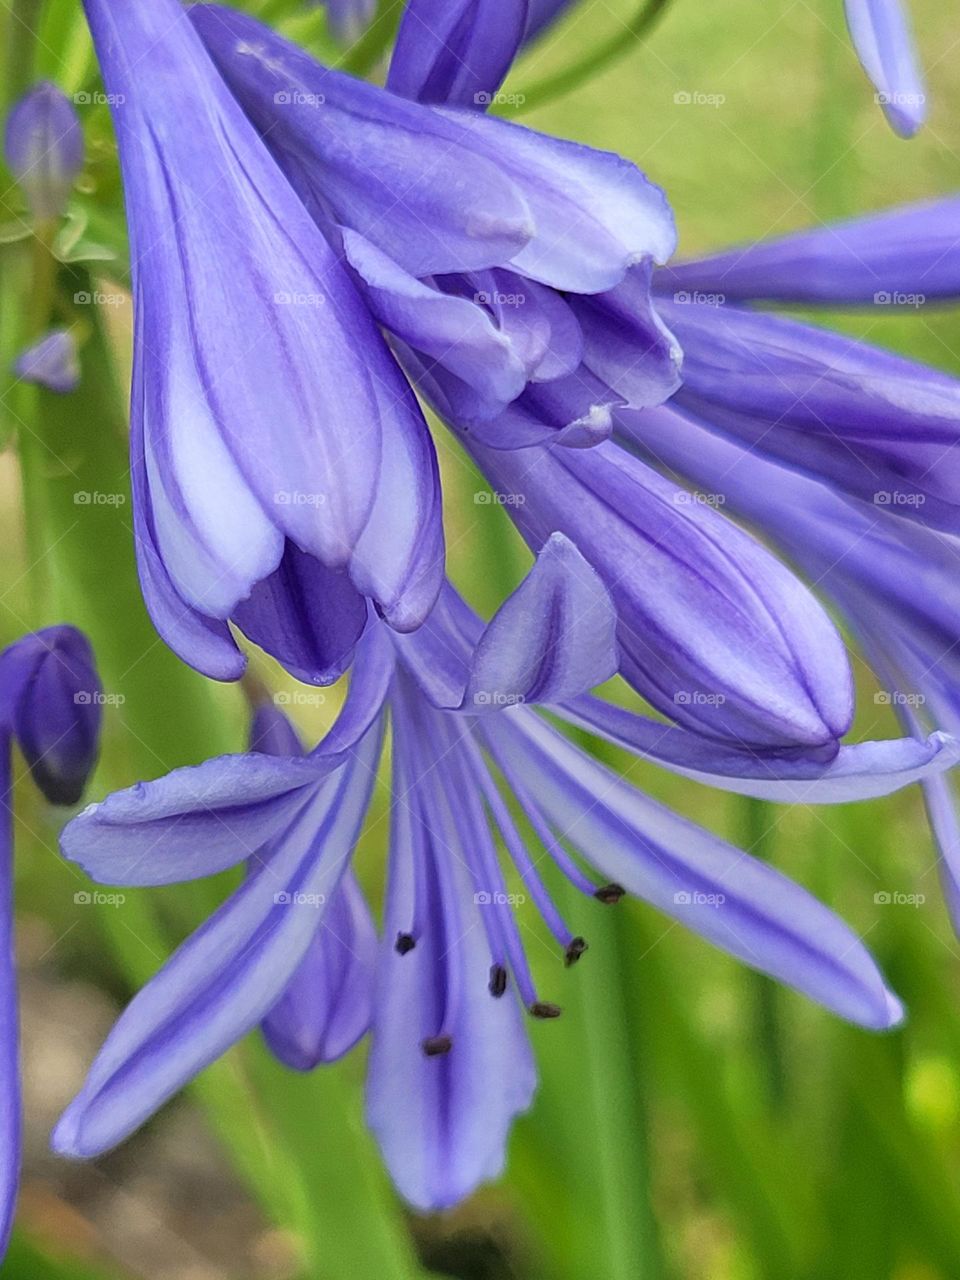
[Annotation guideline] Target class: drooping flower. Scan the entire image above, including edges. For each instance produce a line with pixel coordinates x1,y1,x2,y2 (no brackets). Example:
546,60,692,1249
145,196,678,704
0,625,102,1258
80,0,444,685
192,6,863,756
192,3,682,443
52,542,958,1209
13,330,79,395
844,0,926,136
4,82,83,222
612,201,960,923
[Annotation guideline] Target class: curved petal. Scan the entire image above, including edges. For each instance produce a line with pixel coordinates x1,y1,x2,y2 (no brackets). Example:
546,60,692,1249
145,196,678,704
844,0,926,136
387,0,529,108
262,871,377,1068
340,229,527,412
366,716,535,1210
393,536,618,709
561,695,960,802
192,6,535,279
468,434,854,750
53,723,383,1158
232,540,367,686
656,197,960,306
660,300,960,533
485,710,903,1029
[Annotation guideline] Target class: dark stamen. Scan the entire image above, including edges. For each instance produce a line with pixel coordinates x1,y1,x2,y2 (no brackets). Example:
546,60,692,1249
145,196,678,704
594,882,626,905
489,964,508,997
564,936,588,966
530,1001,562,1020
422,1034,453,1057
395,931,416,956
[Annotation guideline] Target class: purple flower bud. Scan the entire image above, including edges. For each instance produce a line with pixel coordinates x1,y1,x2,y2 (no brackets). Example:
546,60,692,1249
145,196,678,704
13,330,79,394
4,81,83,220
0,627,102,806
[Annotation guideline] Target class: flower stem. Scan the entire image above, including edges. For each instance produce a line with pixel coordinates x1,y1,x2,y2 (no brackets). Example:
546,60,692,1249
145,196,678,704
2,0,43,110
508,0,673,116
741,796,786,1109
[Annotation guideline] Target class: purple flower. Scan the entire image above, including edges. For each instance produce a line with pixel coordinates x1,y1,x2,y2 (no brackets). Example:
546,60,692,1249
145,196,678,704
81,0,444,684
192,4,682,442
52,544,956,1209
13,330,79,394
4,82,83,221
322,0,378,42
0,626,102,1259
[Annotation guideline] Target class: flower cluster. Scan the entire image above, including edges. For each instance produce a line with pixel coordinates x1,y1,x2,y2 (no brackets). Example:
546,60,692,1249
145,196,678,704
0,0,957,1245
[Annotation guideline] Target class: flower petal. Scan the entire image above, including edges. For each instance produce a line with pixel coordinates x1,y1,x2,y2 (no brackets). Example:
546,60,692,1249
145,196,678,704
656,198,960,305
660,300,960,533
53,722,383,1158
387,0,529,108
844,0,926,136
486,710,903,1029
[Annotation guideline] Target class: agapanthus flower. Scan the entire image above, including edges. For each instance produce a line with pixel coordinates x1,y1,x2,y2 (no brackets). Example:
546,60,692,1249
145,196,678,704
81,0,444,686
52,541,958,1209
0,625,102,1257
193,6,866,758
4,82,83,222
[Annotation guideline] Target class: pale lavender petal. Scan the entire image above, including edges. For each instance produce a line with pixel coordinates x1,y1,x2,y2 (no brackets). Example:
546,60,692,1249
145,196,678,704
485,710,903,1029
844,0,926,136
53,723,383,1158
4,81,83,219
13,330,79,394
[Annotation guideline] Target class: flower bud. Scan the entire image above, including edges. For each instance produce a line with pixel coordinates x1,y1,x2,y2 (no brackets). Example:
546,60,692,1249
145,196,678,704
2,627,102,805
4,82,83,221
13,330,79,394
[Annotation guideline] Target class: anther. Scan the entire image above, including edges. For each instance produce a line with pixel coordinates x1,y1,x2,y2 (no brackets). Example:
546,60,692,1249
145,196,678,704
395,931,416,956
564,936,588,966
489,964,508,997
422,1034,453,1057
594,883,626,905
530,1002,562,1020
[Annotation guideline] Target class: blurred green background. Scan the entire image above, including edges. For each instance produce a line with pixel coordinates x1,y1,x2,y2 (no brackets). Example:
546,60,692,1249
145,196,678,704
2,0,960,1277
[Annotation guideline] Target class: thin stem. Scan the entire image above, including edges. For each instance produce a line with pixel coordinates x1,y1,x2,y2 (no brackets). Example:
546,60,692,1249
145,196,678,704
508,0,673,116
741,796,787,1109
3,0,43,111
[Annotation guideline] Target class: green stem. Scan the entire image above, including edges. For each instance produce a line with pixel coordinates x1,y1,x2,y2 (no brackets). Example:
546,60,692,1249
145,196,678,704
338,0,403,78
509,0,672,116
2,0,43,109
741,797,787,1110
